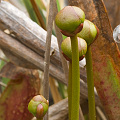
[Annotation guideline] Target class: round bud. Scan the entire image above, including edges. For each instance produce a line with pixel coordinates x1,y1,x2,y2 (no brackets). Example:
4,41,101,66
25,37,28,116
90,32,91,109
61,37,87,62
78,19,99,45
28,95,49,119
55,6,85,37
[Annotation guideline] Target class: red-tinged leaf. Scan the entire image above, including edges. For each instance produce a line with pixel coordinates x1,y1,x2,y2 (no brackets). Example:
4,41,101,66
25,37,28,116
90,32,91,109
93,55,120,119
69,0,120,119
0,62,40,120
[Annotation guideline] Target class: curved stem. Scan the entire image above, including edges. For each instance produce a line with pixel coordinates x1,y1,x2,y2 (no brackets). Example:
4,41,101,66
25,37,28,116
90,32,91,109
71,35,80,120
86,46,96,120
68,62,72,120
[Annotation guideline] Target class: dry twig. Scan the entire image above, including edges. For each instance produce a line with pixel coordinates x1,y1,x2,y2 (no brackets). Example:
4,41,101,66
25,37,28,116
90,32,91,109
43,0,55,119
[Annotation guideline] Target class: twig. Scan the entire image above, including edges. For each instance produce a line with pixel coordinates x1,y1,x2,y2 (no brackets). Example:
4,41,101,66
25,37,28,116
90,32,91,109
0,57,8,63
0,81,7,87
96,107,107,120
79,106,85,120
30,0,46,30
43,0,55,119
54,2,69,83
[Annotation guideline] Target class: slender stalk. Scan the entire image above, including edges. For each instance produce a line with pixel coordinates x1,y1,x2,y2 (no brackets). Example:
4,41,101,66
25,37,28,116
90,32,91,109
86,46,96,120
30,0,46,30
68,62,72,120
71,35,80,120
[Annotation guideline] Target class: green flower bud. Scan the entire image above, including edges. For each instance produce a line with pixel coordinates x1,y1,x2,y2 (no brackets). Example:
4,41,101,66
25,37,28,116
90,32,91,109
28,95,49,119
55,6,85,37
77,19,99,45
61,37,87,62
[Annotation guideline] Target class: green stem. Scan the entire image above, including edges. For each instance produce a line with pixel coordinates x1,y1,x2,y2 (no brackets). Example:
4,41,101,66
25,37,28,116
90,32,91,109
68,62,72,120
86,46,96,120
70,35,80,120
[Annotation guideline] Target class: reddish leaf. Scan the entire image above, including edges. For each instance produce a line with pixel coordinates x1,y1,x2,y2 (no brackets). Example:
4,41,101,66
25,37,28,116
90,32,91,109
0,62,40,120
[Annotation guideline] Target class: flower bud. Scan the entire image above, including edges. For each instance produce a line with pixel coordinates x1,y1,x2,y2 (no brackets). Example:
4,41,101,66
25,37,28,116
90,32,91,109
28,95,49,119
61,37,87,62
78,19,99,45
55,6,85,37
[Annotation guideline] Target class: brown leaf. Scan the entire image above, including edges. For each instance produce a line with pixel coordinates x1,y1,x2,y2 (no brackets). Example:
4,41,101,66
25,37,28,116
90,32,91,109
0,62,40,120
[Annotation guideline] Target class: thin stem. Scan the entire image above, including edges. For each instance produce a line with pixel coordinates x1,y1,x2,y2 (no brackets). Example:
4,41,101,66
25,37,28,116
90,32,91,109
68,62,72,120
86,46,96,120
71,35,80,120
30,0,46,30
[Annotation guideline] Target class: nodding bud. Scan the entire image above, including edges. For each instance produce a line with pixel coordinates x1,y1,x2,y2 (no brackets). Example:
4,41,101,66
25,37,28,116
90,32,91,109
78,19,99,45
55,6,85,37
28,95,49,119
61,37,87,62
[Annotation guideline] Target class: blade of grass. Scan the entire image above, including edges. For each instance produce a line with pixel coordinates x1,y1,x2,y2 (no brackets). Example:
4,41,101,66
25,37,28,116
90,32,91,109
58,82,66,98
56,0,61,12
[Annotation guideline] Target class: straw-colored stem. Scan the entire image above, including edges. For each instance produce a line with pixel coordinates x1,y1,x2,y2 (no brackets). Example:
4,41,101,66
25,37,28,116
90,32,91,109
86,46,96,120
30,0,46,30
